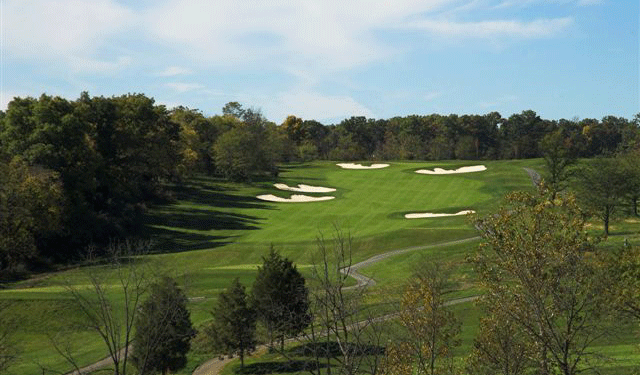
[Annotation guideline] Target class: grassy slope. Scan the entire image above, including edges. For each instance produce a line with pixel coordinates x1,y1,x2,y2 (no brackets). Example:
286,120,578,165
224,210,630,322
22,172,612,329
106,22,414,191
3,159,639,374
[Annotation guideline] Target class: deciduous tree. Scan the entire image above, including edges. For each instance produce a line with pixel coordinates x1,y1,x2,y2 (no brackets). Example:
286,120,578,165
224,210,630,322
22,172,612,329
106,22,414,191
575,157,627,235
0,157,63,279
398,264,460,375
540,128,578,199
466,303,534,375
473,190,610,375
64,241,155,375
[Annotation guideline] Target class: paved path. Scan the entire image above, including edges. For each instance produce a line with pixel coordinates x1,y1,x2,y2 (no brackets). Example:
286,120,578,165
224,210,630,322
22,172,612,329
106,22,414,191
192,237,482,375
523,167,541,187
64,347,128,375
191,294,479,375
340,236,480,289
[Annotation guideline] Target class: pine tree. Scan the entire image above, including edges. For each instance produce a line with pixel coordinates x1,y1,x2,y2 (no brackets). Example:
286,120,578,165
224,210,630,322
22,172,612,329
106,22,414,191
132,277,195,375
252,247,311,351
211,278,257,368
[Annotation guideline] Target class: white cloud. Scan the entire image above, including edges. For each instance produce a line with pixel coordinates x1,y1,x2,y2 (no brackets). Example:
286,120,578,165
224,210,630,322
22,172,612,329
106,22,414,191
263,91,374,123
158,67,193,76
142,0,457,72
496,0,602,8
141,0,577,85
166,82,206,93
69,56,132,73
406,17,573,38
4,0,135,58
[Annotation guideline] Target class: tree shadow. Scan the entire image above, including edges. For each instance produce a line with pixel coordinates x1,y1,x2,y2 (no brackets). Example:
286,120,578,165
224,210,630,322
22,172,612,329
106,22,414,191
287,341,385,358
275,164,329,183
143,226,237,253
143,175,275,254
169,181,272,210
234,360,331,375
145,207,262,231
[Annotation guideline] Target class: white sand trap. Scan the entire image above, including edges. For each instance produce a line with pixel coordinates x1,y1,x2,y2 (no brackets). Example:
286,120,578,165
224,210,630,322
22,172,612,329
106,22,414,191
257,194,335,203
337,163,390,169
274,183,336,193
405,210,475,219
415,165,486,174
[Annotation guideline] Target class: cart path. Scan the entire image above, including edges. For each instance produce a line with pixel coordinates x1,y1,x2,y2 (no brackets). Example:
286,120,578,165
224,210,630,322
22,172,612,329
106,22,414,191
64,347,128,375
191,295,479,375
192,236,482,375
523,167,541,187
340,236,480,289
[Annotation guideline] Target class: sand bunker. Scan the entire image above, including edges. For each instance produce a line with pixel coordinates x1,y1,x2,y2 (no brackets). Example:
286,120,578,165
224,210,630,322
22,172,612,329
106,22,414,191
337,163,390,169
274,183,336,193
415,165,486,174
405,210,475,219
257,194,335,203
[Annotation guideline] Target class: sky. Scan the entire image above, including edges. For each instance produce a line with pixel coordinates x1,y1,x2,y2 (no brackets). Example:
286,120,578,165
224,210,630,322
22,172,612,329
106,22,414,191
1,0,638,124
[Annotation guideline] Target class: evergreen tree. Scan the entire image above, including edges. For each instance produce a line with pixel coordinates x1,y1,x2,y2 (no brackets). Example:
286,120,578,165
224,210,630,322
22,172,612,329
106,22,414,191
252,247,311,351
132,277,195,375
210,278,256,368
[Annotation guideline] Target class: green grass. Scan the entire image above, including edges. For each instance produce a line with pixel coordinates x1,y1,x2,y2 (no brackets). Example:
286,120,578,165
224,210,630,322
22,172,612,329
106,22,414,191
3,158,639,374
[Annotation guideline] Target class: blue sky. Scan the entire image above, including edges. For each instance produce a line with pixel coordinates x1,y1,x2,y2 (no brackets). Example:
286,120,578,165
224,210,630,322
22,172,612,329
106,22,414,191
1,0,638,124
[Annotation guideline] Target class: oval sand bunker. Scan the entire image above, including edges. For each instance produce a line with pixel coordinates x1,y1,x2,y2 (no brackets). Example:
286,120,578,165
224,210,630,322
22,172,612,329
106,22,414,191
405,210,475,219
415,165,486,174
337,163,389,169
257,194,335,203
274,183,336,193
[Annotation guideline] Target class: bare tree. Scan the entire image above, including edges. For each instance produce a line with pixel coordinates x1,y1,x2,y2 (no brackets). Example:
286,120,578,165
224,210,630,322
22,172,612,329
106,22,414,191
296,228,387,375
61,240,156,375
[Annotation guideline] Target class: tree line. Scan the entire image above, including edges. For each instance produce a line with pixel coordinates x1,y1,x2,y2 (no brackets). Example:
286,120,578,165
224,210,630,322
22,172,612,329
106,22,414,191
1,92,639,279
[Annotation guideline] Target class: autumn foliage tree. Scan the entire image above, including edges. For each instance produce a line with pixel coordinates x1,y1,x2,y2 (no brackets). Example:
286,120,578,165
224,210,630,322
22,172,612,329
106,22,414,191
397,264,460,375
472,190,610,375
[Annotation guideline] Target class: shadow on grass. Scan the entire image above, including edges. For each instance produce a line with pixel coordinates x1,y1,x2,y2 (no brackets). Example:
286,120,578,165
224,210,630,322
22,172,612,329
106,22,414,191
144,226,236,253
143,175,274,253
234,360,331,375
170,180,272,210
287,342,385,358
275,164,328,182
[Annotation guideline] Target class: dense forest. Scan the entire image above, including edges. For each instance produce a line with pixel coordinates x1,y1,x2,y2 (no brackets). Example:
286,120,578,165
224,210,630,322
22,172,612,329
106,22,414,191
1,92,639,280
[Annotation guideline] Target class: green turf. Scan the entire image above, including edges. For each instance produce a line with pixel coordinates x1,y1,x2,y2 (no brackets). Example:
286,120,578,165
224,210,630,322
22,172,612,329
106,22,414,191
3,158,639,374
